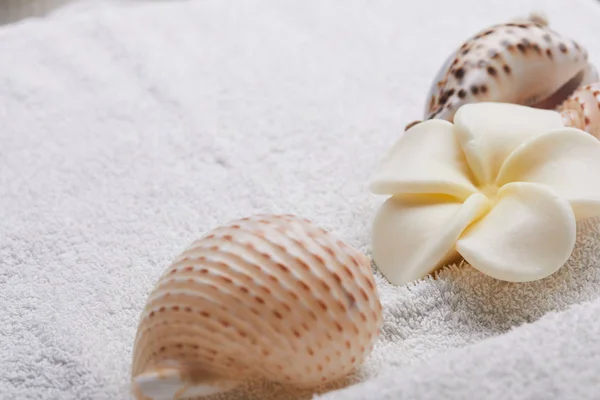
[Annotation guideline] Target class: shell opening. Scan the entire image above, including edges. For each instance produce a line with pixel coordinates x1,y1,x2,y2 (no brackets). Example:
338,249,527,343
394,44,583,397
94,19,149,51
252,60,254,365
530,70,586,110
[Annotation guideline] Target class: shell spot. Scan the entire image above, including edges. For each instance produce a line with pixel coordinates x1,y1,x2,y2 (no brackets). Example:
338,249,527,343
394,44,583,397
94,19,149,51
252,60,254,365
240,286,250,294
503,65,511,74
487,66,497,76
585,116,591,125
321,281,331,292
297,259,310,270
366,279,375,290
546,49,553,59
261,286,271,295
314,254,326,266
471,85,480,95
307,346,315,356
299,281,310,291
488,49,498,58
335,322,344,333
332,273,342,284
184,307,192,313
276,263,289,273
273,310,283,319
347,293,357,307
255,296,265,304
317,300,328,311
351,357,356,364
454,68,465,79
200,311,210,318
559,43,568,53
516,43,526,53
543,34,552,43
480,85,488,94
343,266,354,278
292,329,301,338
221,276,233,284
317,364,324,372
345,340,351,349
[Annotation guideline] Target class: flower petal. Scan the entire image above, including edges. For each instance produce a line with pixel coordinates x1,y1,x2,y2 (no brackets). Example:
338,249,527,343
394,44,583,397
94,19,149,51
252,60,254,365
453,103,565,185
370,120,477,199
372,193,489,286
456,182,576,282
496,127,600,221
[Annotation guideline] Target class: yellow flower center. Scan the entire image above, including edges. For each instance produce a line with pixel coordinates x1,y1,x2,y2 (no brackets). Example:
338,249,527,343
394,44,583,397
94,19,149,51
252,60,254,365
480,184,499,201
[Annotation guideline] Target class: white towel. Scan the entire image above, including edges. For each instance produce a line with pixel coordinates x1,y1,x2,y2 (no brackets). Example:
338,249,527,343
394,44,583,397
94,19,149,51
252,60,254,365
1,1,599,399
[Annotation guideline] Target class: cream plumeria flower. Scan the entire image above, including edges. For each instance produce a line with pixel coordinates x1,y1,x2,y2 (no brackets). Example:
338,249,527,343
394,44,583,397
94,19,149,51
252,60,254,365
370,102,600,286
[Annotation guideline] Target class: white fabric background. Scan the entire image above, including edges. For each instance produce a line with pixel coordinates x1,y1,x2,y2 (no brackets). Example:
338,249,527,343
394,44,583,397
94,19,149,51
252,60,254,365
1,1,600,399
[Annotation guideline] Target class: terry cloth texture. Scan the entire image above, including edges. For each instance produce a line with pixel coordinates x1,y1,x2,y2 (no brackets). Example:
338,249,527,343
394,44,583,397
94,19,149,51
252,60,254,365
1,0,600,399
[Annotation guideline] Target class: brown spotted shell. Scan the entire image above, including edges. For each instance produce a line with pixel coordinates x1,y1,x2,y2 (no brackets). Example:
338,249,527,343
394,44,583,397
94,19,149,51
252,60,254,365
423,14,598,123
131,214,383,400
559,82,600,140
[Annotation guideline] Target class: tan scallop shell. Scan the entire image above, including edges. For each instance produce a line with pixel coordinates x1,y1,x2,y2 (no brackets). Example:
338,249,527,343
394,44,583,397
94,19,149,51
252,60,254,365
131,214,383,400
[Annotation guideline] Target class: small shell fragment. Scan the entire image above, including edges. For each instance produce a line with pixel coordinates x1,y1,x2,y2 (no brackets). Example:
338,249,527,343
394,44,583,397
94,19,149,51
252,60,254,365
131,214,383,400
559,82,600,140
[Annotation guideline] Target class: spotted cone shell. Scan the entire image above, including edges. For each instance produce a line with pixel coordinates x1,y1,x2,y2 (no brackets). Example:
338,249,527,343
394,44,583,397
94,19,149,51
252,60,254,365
131,214,383,400
423,13,597,123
